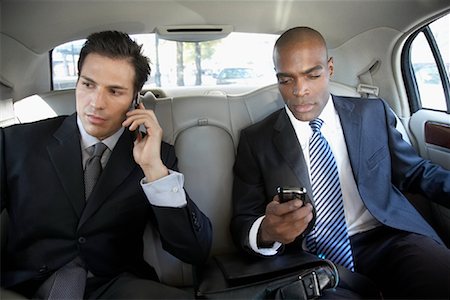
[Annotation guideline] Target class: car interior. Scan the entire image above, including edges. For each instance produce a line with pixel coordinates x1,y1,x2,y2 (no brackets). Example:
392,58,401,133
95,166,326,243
1,0,449,295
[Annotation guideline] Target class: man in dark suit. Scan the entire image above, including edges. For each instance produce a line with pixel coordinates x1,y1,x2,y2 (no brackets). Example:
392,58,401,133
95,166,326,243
1,31,212,299
231,26,450,298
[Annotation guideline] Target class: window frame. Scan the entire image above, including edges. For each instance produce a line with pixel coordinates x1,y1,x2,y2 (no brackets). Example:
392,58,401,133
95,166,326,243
401,17,450,114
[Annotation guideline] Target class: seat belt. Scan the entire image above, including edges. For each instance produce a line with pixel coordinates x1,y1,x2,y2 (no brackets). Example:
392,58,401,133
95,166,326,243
356,61,412,145
357,60,380,98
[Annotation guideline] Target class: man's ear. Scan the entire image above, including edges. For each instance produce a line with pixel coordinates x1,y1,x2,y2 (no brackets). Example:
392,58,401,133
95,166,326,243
328,57,334,76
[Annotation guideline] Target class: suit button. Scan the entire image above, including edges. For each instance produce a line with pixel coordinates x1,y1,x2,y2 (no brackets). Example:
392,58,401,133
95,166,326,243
38,265,48,273
78,237,86,244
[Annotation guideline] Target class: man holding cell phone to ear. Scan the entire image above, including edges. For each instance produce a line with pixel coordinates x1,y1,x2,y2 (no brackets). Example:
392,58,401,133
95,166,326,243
1,30,212,299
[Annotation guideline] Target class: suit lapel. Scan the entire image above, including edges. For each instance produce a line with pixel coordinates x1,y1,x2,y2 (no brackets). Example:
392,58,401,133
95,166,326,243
332,95,361,178
78,130,137,228
272,110,313,200
47,114,85,217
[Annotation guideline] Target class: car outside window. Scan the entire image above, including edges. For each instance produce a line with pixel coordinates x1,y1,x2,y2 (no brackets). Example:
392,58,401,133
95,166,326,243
405,13,450,112
216,67,258,85
52,33,278,90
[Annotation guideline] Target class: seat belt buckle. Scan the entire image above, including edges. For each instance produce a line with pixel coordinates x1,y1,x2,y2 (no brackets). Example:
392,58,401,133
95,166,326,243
299,270,321,299
357,83,379,97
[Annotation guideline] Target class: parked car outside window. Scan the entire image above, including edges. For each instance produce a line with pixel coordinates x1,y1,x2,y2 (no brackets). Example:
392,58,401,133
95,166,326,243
216,67,257,85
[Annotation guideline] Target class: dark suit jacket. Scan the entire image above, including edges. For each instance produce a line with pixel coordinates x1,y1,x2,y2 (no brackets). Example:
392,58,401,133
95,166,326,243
231,95,449,254
0,114,212,292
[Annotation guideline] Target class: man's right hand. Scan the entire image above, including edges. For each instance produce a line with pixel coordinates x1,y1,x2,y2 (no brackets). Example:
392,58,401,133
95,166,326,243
258,194,313,246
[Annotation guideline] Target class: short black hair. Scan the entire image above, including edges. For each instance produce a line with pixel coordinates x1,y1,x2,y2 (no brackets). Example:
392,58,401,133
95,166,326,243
78,30,151,95
273,26,329,65
275,26,326,49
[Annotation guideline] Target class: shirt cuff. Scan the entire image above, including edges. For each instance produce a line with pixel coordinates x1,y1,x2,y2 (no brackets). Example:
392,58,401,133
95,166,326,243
141,170,187,208
249,215,282,256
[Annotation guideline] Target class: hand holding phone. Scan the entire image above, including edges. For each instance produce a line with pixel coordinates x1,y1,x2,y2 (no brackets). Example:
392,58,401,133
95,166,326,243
275,186,316,238
124,97,168,181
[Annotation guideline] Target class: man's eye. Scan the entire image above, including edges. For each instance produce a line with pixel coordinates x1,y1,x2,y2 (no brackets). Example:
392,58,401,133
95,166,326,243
82,81,93,88
278,77,291,85
308,74,321,79
110,89,122,96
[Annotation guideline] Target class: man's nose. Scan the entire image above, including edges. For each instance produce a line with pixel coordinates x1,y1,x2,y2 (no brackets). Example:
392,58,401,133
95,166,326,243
90,89,106,108
293,79,307,96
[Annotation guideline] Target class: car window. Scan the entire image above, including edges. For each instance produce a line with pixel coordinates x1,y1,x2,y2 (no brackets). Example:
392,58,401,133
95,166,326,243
405,13,450,112
51,33,278,90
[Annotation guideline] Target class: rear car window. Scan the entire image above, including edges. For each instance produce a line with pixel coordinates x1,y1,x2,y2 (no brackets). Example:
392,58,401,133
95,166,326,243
51,33,278,90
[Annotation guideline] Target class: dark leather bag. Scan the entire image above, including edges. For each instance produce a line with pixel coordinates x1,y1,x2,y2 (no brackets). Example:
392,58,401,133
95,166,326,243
195,252,340,299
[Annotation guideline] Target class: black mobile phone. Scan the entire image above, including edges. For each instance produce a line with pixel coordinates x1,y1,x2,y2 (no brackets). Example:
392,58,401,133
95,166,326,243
133,95,140,108
277,186,307,204
130,94,142,141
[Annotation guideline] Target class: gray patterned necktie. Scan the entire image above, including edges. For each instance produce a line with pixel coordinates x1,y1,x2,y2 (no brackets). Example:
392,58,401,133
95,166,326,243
39,143,108,299
305,118,354,271
47,257,87,299
84,142,107,200
35,257,87,299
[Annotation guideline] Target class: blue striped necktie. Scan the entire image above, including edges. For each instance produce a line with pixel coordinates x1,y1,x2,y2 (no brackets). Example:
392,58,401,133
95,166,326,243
306,118,354,271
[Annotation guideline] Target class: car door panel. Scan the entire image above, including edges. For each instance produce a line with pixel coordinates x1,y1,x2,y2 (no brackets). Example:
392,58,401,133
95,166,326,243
409,109,450,246
409,109,450,170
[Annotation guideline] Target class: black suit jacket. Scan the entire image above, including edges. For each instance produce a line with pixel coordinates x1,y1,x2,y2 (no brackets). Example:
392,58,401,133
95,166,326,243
0,114,212,292
231,95,450,254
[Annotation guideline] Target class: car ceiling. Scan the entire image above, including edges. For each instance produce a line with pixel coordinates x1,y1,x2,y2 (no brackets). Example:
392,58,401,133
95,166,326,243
2,0,449,54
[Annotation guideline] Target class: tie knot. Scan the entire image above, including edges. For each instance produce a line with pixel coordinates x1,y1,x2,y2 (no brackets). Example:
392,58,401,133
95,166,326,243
309,118,324,133
91,142,108,158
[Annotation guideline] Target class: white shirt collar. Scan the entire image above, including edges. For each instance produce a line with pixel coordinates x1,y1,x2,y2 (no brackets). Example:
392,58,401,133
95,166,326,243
285,94,337,147
76,115,124,152
317,95,342,141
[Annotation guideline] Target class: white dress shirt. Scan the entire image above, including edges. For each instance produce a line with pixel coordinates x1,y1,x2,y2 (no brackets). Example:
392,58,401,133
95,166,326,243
77,116,187,208
249,95,380,255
